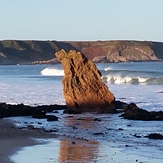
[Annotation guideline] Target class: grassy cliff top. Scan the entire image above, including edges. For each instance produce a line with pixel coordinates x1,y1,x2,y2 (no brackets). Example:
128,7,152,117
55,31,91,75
0,40,162,64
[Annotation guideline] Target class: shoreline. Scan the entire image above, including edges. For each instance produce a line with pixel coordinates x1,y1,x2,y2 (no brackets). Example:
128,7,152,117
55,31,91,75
0,59,162,66
1,113,163,163
0,119,56,163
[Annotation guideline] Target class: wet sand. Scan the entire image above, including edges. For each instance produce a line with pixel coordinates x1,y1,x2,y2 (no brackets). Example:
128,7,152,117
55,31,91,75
1,113,163,163
0,119,55,163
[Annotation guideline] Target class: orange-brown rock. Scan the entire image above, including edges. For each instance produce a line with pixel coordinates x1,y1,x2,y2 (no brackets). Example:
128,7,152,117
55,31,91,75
55,49,115,113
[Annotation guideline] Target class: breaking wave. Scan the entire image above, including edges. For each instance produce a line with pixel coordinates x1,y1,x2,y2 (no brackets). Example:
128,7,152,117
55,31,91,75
41,68,64,76
40,64,163,85
101,69,163,85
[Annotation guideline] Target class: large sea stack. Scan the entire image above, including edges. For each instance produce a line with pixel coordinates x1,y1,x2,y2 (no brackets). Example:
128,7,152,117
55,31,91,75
55,49,115,113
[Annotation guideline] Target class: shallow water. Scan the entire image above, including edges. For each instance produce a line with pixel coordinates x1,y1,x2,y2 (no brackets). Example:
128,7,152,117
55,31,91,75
11,138,163,163
10,112,163,163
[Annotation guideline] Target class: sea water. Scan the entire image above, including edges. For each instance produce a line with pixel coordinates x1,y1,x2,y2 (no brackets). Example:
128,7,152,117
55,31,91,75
0,62,163,162
0,64,64,105
0,62,162,110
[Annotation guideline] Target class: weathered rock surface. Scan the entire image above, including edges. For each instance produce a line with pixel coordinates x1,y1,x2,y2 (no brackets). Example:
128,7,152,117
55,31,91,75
55,49,115,113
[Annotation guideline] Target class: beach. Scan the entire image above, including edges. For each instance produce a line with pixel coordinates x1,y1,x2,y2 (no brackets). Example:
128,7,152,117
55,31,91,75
0,119,56,163
1,112,163,163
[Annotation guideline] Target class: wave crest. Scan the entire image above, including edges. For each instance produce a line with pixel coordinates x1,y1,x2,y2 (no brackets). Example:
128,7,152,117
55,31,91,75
102,69,163,85
41,68,64,76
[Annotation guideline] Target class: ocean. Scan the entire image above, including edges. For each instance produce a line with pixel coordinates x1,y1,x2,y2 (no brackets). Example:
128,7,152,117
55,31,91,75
0,62,163,162
0,62,163,110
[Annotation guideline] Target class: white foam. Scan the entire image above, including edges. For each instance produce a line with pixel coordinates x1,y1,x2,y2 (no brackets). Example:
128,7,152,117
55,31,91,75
41,68,64,76
104,67,112,71
106,75,135,84
106,75,113,83
125,77,132,83
138,77,148,83
105,75,150,84
114,76,126,84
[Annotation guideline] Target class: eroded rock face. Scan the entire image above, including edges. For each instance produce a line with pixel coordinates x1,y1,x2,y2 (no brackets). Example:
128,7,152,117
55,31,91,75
55,49,115,113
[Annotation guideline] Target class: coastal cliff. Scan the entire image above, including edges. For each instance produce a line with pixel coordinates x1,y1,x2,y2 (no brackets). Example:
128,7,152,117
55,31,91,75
0,40,163,64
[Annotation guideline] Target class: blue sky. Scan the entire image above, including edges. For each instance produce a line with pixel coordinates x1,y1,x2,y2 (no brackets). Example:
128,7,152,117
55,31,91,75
1,0,163,41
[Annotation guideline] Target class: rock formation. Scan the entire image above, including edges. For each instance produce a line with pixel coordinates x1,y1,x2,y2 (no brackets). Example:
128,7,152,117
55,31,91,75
120,103,163,120
0,102,68,121
55,49,115,113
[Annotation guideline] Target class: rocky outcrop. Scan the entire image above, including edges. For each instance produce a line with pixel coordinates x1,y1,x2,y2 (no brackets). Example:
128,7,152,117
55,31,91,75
145,133,163,139
0,102,67,121
55,49,115,113
0,40,163,65
120,103,163,120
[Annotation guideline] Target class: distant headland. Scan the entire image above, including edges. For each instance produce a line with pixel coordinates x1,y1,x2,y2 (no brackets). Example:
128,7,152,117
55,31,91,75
0,40,163,65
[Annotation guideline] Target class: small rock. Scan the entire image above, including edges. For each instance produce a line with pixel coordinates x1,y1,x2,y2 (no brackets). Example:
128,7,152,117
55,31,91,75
93,132,104,135
72,126,77,130
71,141,76,144
38,122,42,125
118,128,123,130
133,134,141,138
47,116,58,121
145,133,163,139
94,118,101,122
63,109,81,114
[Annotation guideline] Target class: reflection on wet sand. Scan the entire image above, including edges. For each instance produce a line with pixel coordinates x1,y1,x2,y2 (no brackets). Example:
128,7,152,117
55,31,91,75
59,139,99,163
59,115,100,162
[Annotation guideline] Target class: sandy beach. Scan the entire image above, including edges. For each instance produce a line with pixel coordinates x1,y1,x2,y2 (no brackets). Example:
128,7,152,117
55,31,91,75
0,119,56,163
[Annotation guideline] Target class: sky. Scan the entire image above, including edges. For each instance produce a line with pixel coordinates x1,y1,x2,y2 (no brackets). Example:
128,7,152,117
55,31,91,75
1,0,163,42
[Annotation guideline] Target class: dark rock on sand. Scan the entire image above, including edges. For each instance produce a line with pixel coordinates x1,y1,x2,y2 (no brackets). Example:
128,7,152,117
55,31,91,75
55,49,115,113
145,133,163,139
112,100,127,110
157,91,163,94
93,118,102,122
121,103,163,120
47,116,58,121
133,134,142,138
63,109,82,114
32,112,58,121
0,102,67,118
93,132,105,136
32,112,47,119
